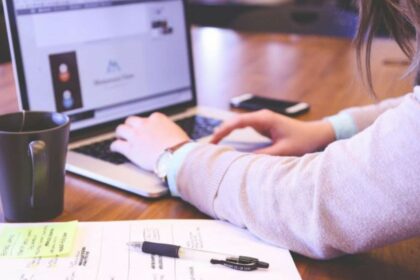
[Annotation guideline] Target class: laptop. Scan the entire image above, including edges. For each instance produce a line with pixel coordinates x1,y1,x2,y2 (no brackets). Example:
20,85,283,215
3,0,270,197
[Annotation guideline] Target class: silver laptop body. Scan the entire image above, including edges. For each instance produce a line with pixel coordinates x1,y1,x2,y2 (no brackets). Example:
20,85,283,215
4,0,269,197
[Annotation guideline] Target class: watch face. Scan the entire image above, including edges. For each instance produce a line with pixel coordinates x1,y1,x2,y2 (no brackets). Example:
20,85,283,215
155,152,173,179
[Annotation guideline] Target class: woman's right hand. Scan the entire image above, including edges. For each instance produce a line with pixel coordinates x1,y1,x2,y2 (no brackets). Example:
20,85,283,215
211,109,336,156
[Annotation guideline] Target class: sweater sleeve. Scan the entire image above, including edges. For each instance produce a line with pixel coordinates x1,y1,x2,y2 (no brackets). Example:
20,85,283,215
175,93,420,259
326,95,405,139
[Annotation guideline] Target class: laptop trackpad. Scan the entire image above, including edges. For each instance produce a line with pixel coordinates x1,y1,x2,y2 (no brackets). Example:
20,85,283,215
218,127,271,152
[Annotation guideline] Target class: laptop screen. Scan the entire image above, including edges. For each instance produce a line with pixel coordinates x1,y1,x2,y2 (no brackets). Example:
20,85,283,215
7,0,195,131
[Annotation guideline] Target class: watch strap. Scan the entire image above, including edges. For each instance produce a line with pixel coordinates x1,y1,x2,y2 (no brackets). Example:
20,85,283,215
166,140,193,153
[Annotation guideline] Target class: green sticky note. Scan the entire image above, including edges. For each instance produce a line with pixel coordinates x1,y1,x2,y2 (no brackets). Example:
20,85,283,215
0,221,78,258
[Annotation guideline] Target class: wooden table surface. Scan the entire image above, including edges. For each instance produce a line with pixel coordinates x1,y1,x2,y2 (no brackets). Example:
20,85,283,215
0,27,419,279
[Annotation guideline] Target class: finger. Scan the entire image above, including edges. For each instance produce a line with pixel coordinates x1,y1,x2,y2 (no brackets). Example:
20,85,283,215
115,124,135,141
211,112,271,144
211,128,233,144
149,112,166,120
125,116,146,128
211,116,250,144
110,139,130,156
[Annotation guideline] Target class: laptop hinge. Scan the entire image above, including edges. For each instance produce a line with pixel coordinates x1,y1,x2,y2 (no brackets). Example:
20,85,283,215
158,105,189,117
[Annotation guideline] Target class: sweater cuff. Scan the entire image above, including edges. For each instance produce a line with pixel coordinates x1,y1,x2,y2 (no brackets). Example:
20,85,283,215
325,112,358,140
167,142,201,197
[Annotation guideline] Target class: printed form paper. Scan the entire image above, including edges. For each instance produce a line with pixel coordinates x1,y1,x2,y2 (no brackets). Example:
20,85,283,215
0,220,302,280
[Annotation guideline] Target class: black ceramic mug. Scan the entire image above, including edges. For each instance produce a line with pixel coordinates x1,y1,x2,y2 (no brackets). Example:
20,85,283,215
0,111,70,222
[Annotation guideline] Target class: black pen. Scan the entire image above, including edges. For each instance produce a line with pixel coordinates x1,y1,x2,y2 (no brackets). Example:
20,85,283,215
127,241,269,271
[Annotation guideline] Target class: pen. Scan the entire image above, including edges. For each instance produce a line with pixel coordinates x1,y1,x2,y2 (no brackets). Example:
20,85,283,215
127,241,269,271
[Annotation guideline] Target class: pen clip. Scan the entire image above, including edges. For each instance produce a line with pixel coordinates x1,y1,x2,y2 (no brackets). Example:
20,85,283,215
210,256,269,271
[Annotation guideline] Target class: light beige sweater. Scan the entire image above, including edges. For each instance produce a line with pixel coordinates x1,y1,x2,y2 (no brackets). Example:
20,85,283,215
175,87,420,259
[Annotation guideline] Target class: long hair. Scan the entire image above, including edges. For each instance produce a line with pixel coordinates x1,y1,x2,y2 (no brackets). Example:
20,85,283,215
355,0,420,94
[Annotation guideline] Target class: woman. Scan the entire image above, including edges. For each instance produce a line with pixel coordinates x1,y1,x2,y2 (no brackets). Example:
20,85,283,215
111,1,420,259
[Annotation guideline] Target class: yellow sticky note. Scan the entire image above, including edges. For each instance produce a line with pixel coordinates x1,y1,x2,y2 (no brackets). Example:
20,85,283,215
0,221,78,258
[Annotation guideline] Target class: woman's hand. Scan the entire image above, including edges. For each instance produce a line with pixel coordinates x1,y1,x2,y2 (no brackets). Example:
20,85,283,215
211,109,336,156
110,112,190,171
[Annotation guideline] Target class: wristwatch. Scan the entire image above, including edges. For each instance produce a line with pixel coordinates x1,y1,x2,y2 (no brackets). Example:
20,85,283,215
154,140,191,182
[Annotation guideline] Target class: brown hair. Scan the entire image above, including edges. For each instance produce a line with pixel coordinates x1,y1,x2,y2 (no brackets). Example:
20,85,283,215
355,0,420,94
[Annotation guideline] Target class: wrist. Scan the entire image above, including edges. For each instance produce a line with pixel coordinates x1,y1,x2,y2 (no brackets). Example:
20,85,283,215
154,140,192,181
165,139,192,154
311,120,336,151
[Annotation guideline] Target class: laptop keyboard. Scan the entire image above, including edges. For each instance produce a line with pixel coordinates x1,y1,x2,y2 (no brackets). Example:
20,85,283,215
175,115,222,140
72,138,129,165
72,115,222,165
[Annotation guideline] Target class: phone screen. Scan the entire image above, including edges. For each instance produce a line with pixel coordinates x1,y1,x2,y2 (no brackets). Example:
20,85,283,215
232,95,309,116
242,97,298,111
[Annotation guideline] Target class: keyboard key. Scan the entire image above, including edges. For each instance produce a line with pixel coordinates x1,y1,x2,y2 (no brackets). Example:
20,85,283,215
175,115,222,140
72,138,129,165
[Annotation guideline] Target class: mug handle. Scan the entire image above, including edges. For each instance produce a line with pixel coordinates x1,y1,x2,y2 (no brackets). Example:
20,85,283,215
28,141,47,208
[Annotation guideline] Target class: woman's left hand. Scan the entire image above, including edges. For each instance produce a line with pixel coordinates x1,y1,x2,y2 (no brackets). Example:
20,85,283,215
110,112,190,171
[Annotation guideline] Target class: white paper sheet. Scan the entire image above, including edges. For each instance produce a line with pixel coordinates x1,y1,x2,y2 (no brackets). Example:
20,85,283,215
0,220,302,280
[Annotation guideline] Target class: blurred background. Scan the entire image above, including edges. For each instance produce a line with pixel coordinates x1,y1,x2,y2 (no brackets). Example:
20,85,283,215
189,0,360,37
1,0,362,65
0,0,391,64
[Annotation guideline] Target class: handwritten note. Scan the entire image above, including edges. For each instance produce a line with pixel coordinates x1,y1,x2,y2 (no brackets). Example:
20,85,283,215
0,221,78,258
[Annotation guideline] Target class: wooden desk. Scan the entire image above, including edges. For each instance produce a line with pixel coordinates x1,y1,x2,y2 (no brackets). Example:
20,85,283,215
0,27,419,279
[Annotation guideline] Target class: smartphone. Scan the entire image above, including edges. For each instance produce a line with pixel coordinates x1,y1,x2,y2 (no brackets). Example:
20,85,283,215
230,93,310,116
